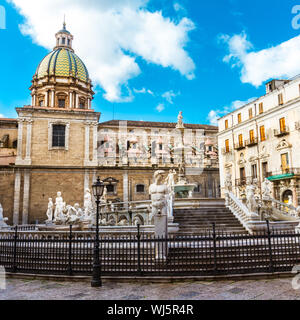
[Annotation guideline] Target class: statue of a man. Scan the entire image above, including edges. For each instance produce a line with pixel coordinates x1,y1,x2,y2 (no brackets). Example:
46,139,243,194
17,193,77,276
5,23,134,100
149,170,169,221
54,192,64,220
46,198,54,222
101,186,108,204
165,169,176,190
262,178,272,199
0,203,4,221
225,172,232,192
176,111,184,129
246,184,258,213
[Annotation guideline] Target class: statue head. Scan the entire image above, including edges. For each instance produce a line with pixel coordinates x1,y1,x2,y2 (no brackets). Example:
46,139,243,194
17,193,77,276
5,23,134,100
57,192,61,197
154,170,165,184
74,203,80,209
49,198,52,202
85,188,90,193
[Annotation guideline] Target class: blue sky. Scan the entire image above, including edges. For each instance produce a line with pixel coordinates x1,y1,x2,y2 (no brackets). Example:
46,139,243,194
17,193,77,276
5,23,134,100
0,0,299,124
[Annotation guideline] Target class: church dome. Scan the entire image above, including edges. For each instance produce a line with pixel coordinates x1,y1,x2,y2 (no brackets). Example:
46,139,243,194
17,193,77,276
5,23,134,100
34,48,89,83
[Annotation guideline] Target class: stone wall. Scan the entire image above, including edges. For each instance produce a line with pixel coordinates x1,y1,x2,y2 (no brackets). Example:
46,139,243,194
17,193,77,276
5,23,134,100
0,168,15,224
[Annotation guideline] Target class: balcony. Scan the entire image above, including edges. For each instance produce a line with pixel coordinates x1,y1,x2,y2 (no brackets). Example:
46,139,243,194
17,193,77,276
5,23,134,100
274,126,290,137
221,148,233,155
234,142,246,151
267,168,300,181
245,137,258,147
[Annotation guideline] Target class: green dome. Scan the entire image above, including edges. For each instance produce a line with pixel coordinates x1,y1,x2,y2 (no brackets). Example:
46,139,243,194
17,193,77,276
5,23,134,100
35,48,89,83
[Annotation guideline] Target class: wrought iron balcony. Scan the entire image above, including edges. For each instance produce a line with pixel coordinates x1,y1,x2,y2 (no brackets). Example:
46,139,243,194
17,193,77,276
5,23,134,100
274,126,290,137
234,142,245,150
245,137,258,147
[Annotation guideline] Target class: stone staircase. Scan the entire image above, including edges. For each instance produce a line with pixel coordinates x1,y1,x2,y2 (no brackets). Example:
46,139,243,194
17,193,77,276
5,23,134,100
173,200,248,235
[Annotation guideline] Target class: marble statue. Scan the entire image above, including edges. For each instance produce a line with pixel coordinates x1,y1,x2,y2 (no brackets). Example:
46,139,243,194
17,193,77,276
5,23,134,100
101,186,108,204
66,203,84,224
149,170,169,221
117,218,129,226
46,198,54,222
246,184,258,213
224,172,232,192
176,111,184,129
0,203,8,228
188,190,193,198
165,169,176,190
287,195,293,207
54,192,64,220
133,216,143,226
262,178,272,199
84,188,94,217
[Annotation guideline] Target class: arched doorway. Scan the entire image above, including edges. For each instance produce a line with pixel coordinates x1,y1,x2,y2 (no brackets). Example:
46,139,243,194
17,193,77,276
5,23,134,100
282,190,293,204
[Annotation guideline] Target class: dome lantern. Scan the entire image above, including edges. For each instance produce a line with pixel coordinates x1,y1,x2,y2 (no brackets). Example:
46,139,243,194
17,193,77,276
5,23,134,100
54,20,74,52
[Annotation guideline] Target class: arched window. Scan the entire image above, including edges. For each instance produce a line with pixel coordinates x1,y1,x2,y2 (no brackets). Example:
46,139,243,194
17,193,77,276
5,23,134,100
136,184,145,193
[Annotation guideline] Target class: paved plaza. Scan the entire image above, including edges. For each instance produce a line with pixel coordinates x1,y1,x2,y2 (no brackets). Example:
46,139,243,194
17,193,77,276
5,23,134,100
1,276,300,300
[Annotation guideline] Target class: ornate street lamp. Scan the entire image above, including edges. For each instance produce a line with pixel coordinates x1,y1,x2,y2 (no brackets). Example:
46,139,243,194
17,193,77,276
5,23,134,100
91,177,104,287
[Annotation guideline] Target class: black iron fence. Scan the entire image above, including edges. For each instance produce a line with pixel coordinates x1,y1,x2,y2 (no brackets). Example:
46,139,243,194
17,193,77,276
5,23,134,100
1,223,300,277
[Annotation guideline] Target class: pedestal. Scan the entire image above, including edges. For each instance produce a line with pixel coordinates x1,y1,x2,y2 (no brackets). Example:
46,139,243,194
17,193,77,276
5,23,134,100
154,214,168,260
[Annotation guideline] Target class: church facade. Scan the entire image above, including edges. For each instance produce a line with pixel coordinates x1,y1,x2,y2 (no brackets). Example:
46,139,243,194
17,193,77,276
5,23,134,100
0,25,219,225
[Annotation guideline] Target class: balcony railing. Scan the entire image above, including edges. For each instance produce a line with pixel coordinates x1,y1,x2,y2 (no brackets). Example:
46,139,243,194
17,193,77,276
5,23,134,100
267,168,300,178
221,148,232,155
235,176,258,187
245,137,258,147
234,142,245,150
274,126,290,137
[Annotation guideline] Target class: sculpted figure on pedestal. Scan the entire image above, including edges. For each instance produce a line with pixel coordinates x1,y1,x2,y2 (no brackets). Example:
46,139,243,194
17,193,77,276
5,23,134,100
149,170,169,222
246,184,258,213
46,198,54,222
262,178,272,199
224,172,232,192
54,192,64,220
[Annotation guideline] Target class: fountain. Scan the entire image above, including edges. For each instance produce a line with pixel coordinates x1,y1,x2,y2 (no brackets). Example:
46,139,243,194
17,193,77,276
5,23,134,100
172,112,196,198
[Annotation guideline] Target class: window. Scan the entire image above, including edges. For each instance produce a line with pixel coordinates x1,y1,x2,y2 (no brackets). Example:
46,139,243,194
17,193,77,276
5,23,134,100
136,184,145,193
251,164,257,179
279,117,286,133
249,129,255,143
249,108,253,119
106,185,115,193
259,103,264,114
281,153,289,173
225,139,229,153
62,37,66,45
240,167,246,180
237,113,242,124
278,93,283,105
12,140,18,149
260,126,266,142
262,162,268,178
194,184,202,193
238,134,243,147
67,39,70,46
225,119,228,129
58,99,65,108
159,144,163,151
39,100,44,107
52,125,66,147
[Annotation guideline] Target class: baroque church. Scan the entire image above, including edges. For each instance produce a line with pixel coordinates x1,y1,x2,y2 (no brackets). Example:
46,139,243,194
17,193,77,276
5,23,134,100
0,24,219,225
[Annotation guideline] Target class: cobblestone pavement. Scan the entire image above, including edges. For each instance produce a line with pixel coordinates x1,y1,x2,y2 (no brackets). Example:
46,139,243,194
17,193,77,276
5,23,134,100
1,277,300,300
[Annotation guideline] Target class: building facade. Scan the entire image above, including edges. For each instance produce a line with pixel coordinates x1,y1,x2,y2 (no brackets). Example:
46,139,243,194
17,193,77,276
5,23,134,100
218,77,300,207
0,25,219,225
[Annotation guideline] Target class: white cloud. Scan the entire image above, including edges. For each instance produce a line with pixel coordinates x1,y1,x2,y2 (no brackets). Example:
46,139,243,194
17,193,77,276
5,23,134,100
0,114,4,118
8,0,195,102
133,87,154,95
162,90,180,104
221,31,300,87
174,2,187,15
207,97,257,125
156,103,165,112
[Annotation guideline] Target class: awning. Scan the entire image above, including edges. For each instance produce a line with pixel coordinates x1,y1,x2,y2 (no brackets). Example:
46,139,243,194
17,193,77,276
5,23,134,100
267,173,294,181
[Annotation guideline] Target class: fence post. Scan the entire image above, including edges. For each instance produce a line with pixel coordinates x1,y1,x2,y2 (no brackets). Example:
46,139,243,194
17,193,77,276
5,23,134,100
266,220,274,273
13,225,18,273
136,223,142,276
68,224,73,276
212,223,218,274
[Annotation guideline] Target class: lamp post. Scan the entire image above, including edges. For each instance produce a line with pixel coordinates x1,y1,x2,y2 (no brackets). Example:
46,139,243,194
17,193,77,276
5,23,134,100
91,177,104,288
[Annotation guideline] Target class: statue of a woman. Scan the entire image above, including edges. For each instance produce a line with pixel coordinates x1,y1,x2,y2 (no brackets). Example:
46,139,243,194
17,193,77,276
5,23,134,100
84,188,94,217
46,198,54,222
54,192,64,220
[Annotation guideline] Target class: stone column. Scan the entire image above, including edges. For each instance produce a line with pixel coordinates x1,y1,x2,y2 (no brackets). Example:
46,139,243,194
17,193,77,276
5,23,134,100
69,92,73,109
13,170,21,225
25,120,33,164
88,98,91,109
92,123,98,164
51,90,55,108
291,180,298,207
123,171,129,209
22,170,31,225
84,122,90,164
84,169,90,202
16,119,24,162
76,93,79,109
45,91,48,107
33,95,36,107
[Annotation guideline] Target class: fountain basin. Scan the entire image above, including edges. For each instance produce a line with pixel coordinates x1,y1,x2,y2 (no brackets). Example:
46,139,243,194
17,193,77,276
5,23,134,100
174,184,196,198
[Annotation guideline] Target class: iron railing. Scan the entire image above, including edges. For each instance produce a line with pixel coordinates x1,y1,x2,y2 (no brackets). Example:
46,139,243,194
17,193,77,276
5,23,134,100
1,224,300,277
